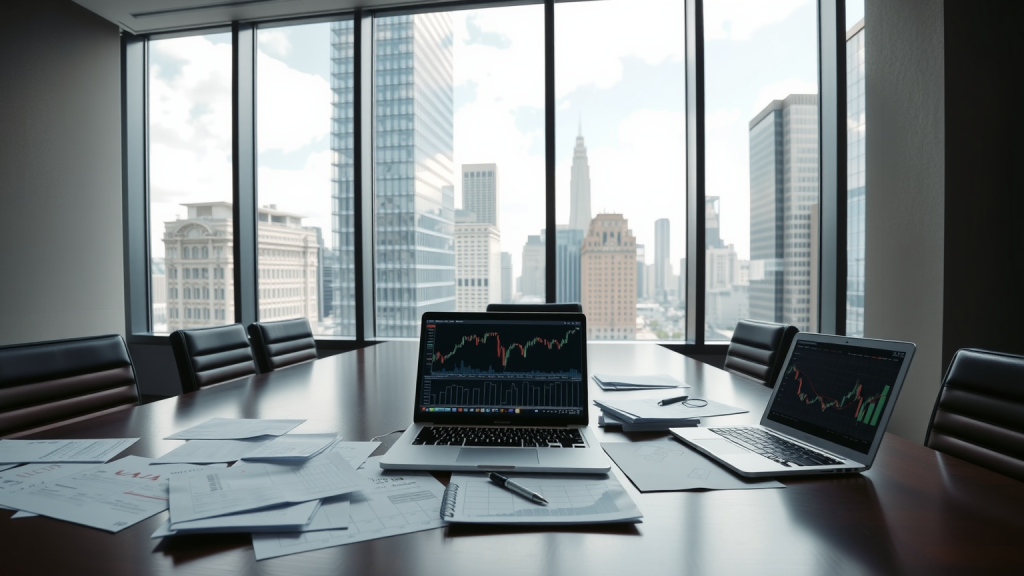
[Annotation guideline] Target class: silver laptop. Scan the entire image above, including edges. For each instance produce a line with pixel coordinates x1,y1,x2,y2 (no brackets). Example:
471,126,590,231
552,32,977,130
671,333,915,477
380,311,611,473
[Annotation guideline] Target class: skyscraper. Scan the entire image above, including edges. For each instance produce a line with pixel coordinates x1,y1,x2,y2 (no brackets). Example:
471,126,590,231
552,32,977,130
568,126,592,232
748,94,818,332
555,227,583,304
500,252,513,303
636,244,645,299
846,19,866,336
654,218,670,301
455,210,500,311
330,20,355,336
581,214,637,341
520,233,545,299
332,15,456,337
461,164,498,226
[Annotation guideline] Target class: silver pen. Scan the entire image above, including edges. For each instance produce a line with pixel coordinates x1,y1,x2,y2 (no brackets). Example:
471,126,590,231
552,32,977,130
487,472,548,505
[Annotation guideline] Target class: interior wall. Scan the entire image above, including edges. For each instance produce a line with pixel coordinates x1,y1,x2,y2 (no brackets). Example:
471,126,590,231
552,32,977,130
941,1,1024,366
864,0,945,443
0,0,123,345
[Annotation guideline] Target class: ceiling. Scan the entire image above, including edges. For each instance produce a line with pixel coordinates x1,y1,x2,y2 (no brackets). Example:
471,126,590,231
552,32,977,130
71,0,438,34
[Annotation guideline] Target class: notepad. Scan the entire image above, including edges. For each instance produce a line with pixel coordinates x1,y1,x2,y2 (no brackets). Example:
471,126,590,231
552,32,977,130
441,472,642,525
593,373,688,390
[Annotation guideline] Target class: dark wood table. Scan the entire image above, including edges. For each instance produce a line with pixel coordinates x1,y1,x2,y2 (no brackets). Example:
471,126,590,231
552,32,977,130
4,342,1023,575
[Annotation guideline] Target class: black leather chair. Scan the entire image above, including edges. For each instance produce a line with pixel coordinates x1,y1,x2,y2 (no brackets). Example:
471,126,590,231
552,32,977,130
247,318,318,373
486,303,583,313
925,348,1024,482
723,319,798,387
170,324,257,393
0,334,139,438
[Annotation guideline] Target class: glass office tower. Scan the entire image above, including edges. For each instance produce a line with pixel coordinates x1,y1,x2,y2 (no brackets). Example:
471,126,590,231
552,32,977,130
330,21,356,337
332,15,456,337
846,20,866,336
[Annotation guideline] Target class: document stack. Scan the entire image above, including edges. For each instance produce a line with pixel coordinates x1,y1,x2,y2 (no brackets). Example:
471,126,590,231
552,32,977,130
595,398,748,432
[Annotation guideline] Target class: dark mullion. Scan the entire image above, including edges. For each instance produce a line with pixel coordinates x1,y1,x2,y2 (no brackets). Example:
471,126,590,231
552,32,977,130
122,35,149,336
544,0,556,303
232,23,258,326
685,0,706,345
354,11,375,340
817,0,846,335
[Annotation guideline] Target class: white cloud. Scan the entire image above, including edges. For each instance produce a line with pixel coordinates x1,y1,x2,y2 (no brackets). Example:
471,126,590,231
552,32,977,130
704,0,811,41
257,149,334,239
258,29,292,59
256,49,332,153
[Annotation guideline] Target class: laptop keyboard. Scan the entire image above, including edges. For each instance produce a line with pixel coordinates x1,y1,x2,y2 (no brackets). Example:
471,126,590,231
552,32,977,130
709,427,845,467
412,427,586,448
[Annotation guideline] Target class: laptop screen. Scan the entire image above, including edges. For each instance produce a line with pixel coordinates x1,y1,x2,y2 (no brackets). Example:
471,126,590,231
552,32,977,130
766,339,909,454
416,315,586,423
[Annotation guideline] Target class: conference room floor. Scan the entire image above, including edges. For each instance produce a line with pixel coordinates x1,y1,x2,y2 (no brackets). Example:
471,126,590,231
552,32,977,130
3,341,1022,575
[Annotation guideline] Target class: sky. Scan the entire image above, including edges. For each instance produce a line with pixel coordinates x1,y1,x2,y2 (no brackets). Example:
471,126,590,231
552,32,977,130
147,0,860,276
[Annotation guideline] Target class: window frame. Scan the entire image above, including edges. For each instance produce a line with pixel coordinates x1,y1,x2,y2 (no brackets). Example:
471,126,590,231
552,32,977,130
122,0,848,354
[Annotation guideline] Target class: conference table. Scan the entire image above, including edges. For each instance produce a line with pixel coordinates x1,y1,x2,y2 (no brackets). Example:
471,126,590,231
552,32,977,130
3,342,1022,575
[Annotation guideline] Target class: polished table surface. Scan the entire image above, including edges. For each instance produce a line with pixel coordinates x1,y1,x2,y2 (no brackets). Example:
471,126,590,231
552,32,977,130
4,342,1023,575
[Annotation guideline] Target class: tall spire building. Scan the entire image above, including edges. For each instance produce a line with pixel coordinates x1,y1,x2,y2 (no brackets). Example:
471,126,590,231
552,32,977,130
568,125,593,232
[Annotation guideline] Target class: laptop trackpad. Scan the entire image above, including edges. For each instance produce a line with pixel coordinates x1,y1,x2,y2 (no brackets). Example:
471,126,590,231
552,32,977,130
456,448,539,466
693,439,751,455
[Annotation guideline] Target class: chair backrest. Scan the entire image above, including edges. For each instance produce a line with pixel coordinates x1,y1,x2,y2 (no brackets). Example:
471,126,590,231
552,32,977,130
723,319,798,387
925,348,1024,482
486,303,583,313
170,324,257,393
247,318,318,373
0,334,139,438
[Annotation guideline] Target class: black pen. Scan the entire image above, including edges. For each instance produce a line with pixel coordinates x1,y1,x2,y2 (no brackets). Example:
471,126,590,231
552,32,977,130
487,472,548,505
658,394,689,406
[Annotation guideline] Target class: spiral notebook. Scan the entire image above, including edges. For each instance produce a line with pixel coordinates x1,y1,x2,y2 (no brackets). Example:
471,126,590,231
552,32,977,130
440,472,642,524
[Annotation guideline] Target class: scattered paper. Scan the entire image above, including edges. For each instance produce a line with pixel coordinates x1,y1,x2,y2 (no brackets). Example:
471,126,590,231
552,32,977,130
0,439,139,464
153,438,272,464
602,441,786,492
166,418,305,440
594,373,689,390
0,462,99,516
241,434,339,461
443,472,643,525
0,464,19,472
169,451,371,525
0,456,209,532
333,441,380,470
595,398,748,422
153,499,321,537
251,457,447,561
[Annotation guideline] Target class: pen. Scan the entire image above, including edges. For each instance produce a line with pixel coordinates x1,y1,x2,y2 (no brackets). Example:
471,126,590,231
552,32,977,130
487,472,548,505
658,394,689,406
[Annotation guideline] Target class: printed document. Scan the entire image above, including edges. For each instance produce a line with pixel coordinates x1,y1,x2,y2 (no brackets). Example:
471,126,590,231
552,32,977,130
333,441,380,469
166,418,305,440
0,462,98,513
169,450,370,525
153,438,272,464
0,456,208,532
152,499,321,537
0,438,139,464
594,373,688,390
442,472,642,525
241,434,339,461
602,441,785,492
594,398,748,422
251,457,447,561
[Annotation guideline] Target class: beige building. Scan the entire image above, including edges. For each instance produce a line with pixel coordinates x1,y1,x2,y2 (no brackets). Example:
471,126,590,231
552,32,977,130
455,211,501,311
163,202,318,332
581,214,637,340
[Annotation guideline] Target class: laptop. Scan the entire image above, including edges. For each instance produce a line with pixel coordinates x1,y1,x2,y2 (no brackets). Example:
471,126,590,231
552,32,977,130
380,311,611,473
671,333,915,477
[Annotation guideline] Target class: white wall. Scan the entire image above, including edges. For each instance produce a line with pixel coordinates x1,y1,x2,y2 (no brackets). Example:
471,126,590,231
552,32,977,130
0,0,124,345
864,0,945,443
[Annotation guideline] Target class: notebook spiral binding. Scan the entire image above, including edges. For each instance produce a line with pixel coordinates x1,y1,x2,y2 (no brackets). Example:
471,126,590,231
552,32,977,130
439,483,459,519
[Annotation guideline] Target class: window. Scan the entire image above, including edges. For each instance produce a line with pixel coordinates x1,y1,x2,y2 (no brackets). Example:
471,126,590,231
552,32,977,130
149,32,233,332
556,0,685,341
703,0,819,340
134,1,851,345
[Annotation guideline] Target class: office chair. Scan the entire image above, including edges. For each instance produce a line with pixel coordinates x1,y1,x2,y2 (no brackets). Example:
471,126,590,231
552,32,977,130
247,318,318,373
486,303,583,313
0,334,140,438
170,324,257,393
925,348,1024,482
723,319,798,387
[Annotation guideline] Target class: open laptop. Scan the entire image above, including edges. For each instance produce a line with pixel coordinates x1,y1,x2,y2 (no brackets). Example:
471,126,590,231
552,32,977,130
671,333,915,477
380,311,611,473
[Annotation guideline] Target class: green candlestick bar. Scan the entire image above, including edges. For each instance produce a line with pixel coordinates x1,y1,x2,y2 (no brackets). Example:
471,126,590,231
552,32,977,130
870,385,891,426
